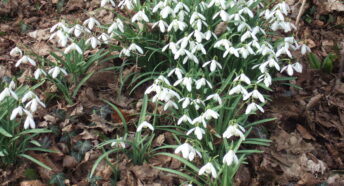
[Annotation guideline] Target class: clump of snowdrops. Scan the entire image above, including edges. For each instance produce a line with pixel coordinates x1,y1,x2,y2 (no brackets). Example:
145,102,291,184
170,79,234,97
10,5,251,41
7,0,312,184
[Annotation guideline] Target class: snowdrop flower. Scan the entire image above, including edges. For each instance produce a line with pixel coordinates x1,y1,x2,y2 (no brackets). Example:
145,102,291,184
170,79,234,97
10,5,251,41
187,126,205,140
228,84,248,96
293,62,303,73
180,97,192,108
208,0,226,9
214,39,232,50
191,30,205,43
168,68,183,80
137,121,154,132
162,42,178,54
241,31,257,42
204,30,217,40
15,56,36,67
300,44,311,55
190,12,206,25
195,78,212,89
234,73,251,85
168,19,188,32
206,93,222,105
192,115,207,127
164,100,178,110
271,21,296,33
25,97,45,113
98,33,111,44
22,91,37,103
174,2,190,13
111,137,126,149
132,11,149,23
243,89,265,103
274,2,290,16
191,42,207,54
239,7,254,18
108,19,124,33
177,114,192,125
68,24,89,37
86,37,101,49
191,99,205,111
50,22,69,33
9,81,16,90
10,106,27,120
118,0,135,10
34,68,47,79
281,62,302,76
213,10,231,22
48,66,68,78
175,143,202,161
223,124,245,139
223,150,239,166
152,1,164,13
128,43,144,54
258,73,272,87
203,109,219,120
83,17,100,30
100,0,115,7
49,30,68,47
152,20,168,33
174,77,193,92
198,163,217,178
0,88,18,101
160,6,174,19
64,43,83,54
119,48,131,57
202,59,222,72
10,47,22,57
24,115,36,129
245,102,264,114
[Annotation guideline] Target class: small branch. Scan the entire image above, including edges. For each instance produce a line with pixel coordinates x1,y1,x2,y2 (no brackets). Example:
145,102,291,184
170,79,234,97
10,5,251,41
296,0,307,26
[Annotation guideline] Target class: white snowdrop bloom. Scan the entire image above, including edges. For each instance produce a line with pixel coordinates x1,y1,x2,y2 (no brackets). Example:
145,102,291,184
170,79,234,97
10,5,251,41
191,99,205,111
98,33,111,44
64,43,83,54
241,31,257,42
228,14,246,25
108,19,124,33
223,47,239,58
237,47,250,59
208,0,226,9
157,75,171,86
300,44,311,55
203,109,219,120
68,24,90,37
86,37,101,49
174,48,187,60
260,9,274,20
164,100,178,110
174,77,193,92
273,2,290,16
10,47,22,57
48,66,68,78
245,102,264,114
234,73,251,85
214,39,232,50
25,97,45,113
183,51,199,64
174,2,190,13
177,114,192,125
168,19,188,32
177,35,192,49
243,89,265,103
145,83,161,95
223,124,245,139
192,115,207,127
100,0,116,7
281,64,294,76
179,97,192,108
24,115,36,129
191,42,207,55
195,78,212,89
190,12,208,30
132,11,149,23
50,22,69,33
175,143,202,161
118,0,135,10
49,30,69,47
152,1,164,13
223,150,239,166
10,106,27,120
83,17,101,31
160,6,174,19
213,10,230,22
271,21,296,33
119,48,131,57
274,10,285,21
0,88,18,102
258,73,272,87
15,56,36,67
137,121,154,132
206,93,222,105
152,20,168,33
237,22,252,32
204,30,217,40
199,1,209,11
34,68,47,79
228,84,248,96
128,43,144,54
187,126,205,140
239,7,254,18
198,163,217,178
190,12,206,25
266,57,280,71
293,62,303,73
22,91,37,103
168,67,183,80
111,137,126,149
252,26,266,35
177,10,188,21
9,81,16,90
192,30,205,43
162,42,178,54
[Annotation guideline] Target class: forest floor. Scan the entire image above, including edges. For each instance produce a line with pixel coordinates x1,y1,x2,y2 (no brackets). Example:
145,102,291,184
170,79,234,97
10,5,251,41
0,0,344,185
